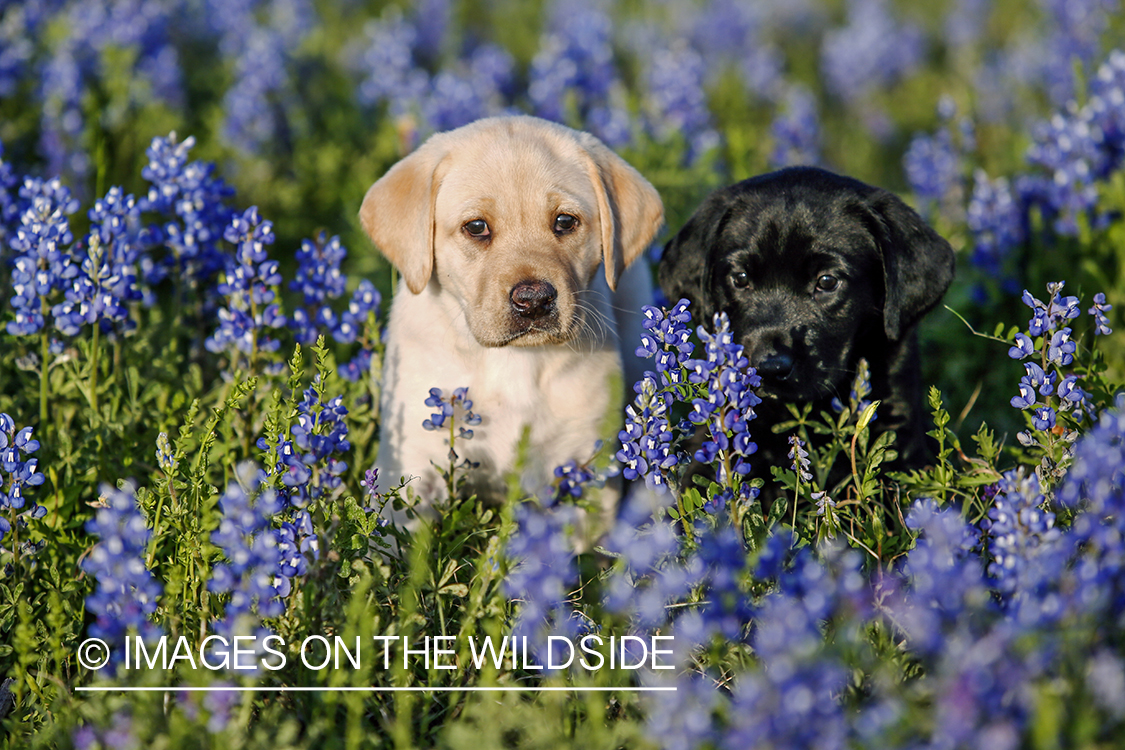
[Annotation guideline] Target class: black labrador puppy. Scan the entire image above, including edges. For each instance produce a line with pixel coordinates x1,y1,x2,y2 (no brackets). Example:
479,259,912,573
659,166,954,486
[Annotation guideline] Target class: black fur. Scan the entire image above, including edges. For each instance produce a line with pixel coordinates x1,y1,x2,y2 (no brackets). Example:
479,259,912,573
659,166,955,485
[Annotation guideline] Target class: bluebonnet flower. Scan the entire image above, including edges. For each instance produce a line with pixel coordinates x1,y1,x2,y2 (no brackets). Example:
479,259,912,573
1025,109,1100,235
289,232,347,346
1008,333,1035,360
686,0,783,98
683,312,762,491
831,358,876,418
333,279,381,383
421,387,480,437
87,186,161,306
821,0,924,107
980,470,1060,601
140,133,234,291
966,169,1024,280
904,112,962,216
723,651,848,749
617,375,679,490
788,435,812,483
204,207,287,362
0,3,35,99
1007,282,1101,436
37,0,184,183
1046,327,1076,366
1086,49,1125,178
333,279,380,346
72,710,140,750
944,0,991,48
0,415,48,547
813,491,836,516
355,10,430,126
206,0,311,154
422,45,515,134
155,432,177,475
409,0,450,64
82,482,163,664
1089,292,1113,335
644,41,719,163
894,498,990,659
528,0,621,139
208,463,298,667
504,500,582,664
643,673,723,750
271,380,351,510
552,457,596,502
674,525,753,646
718,542,869,748
222,27,289,155
6,177,79,336
51,234,132,337
769,86,820,168
1038,0,1114,106
360,468,381,506
601,490,688,628
0,139,22,248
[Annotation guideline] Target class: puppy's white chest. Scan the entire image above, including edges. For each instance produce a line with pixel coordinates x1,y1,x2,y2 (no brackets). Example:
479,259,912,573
377,288,617,500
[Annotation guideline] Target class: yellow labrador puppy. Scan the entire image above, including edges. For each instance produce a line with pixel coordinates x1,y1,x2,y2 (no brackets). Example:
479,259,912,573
360,115,663,519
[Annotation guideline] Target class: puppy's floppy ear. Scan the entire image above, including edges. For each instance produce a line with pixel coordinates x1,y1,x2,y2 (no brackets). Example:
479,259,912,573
657,195,728,323
576,133,664,290
358,139,448,294
867,190,956,340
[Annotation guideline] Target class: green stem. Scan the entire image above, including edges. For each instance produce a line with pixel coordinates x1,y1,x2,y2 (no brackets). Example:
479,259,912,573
39,313,49,425
792,474,800,540
447,405,457,498
90,320,100,419
146,491,167,569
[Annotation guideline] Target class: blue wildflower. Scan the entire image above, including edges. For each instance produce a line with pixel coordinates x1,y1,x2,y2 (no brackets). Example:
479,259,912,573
209,462,298,662
966,169,1024,280
82,482,163,665
905,120,962,214
1008,333,1035,360
205,207,287,362
980,469,1060,601
334,280,381,382
684,312,761,487
528,0,621,140
6,177,79,336
421,387,480,436
645,41,719,163
821,0,924,107
504,500,582,665
1090,292,1113,335
289,232,347,346
0,415,48,547
140,133,234,292
51,233,132,337
769,86,820,168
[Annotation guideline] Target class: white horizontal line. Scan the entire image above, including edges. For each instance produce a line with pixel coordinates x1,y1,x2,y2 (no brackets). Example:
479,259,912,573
76,686,677,693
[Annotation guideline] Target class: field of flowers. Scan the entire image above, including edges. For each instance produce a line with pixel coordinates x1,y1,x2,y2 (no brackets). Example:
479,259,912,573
2,0,1125,748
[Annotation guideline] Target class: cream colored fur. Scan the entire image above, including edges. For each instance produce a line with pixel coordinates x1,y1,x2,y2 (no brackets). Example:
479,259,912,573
359,116,664,523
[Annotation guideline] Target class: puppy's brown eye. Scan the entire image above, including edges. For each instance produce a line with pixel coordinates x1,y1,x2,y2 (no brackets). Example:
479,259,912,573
463,219,490,239
553,214,578,234
731,271,749,289
816,274,839,292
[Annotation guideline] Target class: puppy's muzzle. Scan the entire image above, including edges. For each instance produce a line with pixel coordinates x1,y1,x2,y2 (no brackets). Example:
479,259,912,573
756,350,795,382
510,280,557,320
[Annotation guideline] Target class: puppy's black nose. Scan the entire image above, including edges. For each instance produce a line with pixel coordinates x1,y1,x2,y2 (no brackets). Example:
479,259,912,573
510,280,557,319
757,351,795,381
